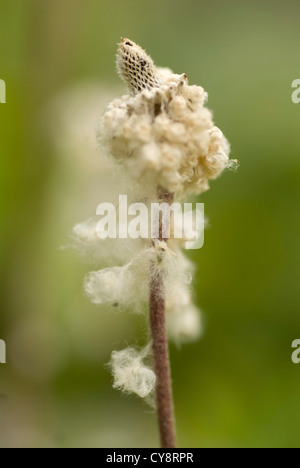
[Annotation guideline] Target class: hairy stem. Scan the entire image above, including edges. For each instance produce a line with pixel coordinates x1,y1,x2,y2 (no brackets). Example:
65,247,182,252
149,188,176,448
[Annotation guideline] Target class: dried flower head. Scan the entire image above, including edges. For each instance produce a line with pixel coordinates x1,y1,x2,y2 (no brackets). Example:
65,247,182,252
100,38,235,195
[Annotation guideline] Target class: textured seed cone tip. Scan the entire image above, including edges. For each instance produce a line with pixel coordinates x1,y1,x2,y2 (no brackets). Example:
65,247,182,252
117,38,162,95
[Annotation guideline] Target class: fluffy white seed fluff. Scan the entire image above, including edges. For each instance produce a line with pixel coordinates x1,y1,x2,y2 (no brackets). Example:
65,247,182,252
110,346,156,398
166,282,202,344
160,249,202,343
99,39,234,195
72,218,142,266
84,240,182,313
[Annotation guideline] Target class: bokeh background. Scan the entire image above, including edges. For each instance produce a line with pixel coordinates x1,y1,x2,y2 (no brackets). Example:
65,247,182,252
1,0,300,448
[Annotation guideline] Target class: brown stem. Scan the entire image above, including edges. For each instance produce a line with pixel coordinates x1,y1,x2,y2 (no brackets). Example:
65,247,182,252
149,188,176,448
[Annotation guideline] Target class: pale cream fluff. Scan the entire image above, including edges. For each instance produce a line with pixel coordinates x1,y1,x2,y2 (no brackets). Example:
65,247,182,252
110,346,156,399
100,40,233,195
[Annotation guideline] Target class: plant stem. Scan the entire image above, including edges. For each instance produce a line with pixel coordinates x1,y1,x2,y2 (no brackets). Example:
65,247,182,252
149,188,176,448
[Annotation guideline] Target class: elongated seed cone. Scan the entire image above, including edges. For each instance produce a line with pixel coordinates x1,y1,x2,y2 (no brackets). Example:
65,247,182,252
117,38,162,95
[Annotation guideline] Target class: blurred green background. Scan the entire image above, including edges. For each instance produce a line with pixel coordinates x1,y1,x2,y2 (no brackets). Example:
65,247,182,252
1,0,300,448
